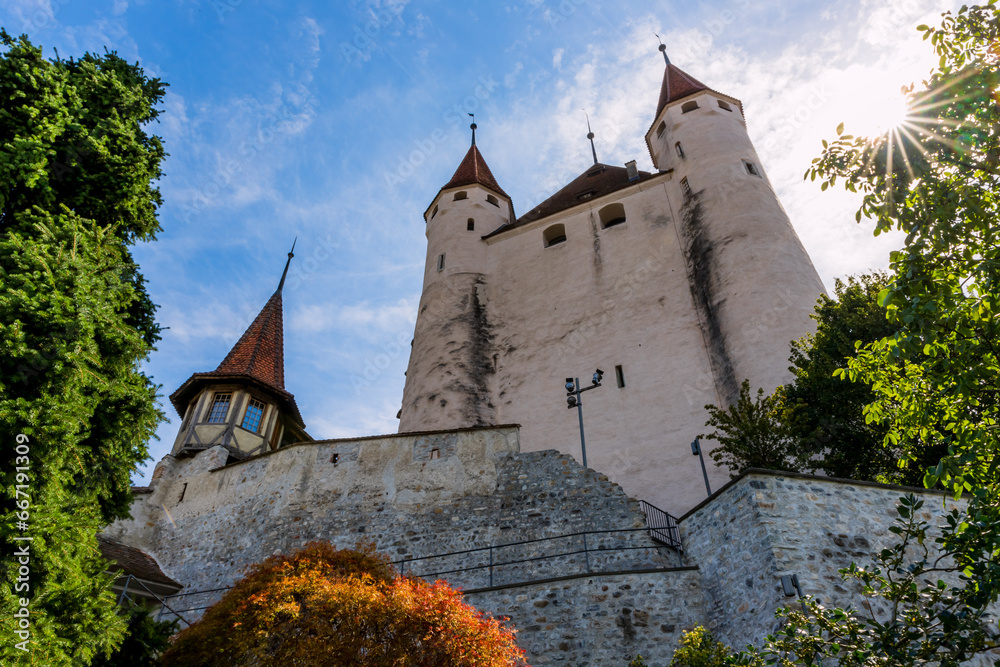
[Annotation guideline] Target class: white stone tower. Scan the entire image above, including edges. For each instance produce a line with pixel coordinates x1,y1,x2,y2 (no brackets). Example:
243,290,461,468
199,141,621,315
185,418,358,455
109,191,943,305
399,53,825,514
399,124,514,431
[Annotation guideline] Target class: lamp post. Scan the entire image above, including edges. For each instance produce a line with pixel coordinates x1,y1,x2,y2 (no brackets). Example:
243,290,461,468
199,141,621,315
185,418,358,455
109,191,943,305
565,369,603,468
691,437,712,497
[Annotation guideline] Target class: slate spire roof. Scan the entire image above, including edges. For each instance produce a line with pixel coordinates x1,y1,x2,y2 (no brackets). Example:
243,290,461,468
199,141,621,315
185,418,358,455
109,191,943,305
654,63,710,120
214,288,285,390
442,144,510,198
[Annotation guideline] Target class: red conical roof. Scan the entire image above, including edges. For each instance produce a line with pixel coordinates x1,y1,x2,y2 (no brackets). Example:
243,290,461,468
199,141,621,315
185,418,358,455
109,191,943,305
215,289,285,389
442,144,509,198
655,63,710,120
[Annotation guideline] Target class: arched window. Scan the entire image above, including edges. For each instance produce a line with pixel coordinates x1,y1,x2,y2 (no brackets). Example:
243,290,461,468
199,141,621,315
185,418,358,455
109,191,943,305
543,224,567,247
681,100,699,114
655,120,667,137
675,142,685,159
486,194,499,207
467,218,475,231
599,203,626,229
454,191,468,201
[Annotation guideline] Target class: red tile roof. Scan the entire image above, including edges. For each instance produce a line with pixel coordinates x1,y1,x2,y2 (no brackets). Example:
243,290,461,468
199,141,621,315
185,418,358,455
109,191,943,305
655,64,710,120
215,289,284,390
98,535,181,588
484,163,654,237
443,144,510,198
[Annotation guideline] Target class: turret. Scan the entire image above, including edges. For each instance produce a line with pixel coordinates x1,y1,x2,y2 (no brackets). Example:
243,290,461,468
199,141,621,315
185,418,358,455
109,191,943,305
169,244,310,461
398,123,512,432
644,47,825,404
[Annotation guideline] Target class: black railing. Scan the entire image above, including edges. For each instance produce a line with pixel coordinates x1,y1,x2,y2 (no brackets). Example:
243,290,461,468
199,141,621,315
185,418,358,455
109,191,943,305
155,510,684,621
392,525,680,589
639,500,683,552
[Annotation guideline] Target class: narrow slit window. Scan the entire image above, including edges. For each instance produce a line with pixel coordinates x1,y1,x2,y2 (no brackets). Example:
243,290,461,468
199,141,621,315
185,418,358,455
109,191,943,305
179,483,188,503
241,397,266,433
675,142,685,159
206,393,231,423
437,254,445,271
743,160,761,177
430,447,440,460
681,100,699,113
331,453,339,466
615,365,625,388
680,177,692,197
467,218,475,231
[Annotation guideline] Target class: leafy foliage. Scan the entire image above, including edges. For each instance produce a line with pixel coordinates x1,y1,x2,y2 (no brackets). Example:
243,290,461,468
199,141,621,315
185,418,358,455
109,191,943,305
91,607,177,667
701,379,798,477
669,626,733,667
159,542,528,666
0,31,166,665
734,4,1000,665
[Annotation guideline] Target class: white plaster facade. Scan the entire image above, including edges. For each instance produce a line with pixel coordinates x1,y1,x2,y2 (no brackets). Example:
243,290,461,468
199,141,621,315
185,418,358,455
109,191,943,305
399,64,826,515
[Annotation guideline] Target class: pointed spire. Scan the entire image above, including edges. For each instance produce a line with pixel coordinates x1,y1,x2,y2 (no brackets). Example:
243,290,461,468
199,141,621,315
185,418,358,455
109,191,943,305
277,237,296,292
654,60,710,121
585,111,599,165
656,34,670,66
469,113,477,146
213,250,293,390
442,142,509,198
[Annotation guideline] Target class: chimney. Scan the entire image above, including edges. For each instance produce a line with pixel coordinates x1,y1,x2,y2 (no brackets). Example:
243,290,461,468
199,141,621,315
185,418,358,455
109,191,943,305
625,160,639,183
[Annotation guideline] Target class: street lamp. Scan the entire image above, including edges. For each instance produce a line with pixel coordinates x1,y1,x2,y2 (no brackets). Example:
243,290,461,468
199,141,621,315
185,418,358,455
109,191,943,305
564,369,603,468
691,437,712,497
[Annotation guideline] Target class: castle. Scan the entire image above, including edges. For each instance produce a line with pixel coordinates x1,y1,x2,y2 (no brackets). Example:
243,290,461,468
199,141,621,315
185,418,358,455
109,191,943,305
99,51,942,665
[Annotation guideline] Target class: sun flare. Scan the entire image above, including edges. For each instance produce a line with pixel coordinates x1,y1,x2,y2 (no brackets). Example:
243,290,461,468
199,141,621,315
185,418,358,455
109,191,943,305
846,90,911,136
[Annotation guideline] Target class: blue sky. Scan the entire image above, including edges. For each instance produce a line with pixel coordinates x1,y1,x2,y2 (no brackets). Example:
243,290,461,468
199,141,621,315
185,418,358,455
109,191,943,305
2,0,958,482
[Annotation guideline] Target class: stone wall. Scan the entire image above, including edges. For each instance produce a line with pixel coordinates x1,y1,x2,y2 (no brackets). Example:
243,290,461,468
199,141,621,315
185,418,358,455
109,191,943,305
105,426,678,635
465,568,705,666
679,470,968,650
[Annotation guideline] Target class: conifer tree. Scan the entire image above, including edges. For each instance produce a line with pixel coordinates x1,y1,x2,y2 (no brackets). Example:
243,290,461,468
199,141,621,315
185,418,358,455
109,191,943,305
0,31,166,665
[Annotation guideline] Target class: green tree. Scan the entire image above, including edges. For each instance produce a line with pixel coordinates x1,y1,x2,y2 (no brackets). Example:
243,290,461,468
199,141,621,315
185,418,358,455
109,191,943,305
669,626,732,667
737,3,1000,664
0,31,167,665
91,608,178,667
701,380,799,477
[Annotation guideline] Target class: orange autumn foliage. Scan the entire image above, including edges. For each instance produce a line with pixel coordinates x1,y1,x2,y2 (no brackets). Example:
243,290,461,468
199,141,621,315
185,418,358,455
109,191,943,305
158,541,528,666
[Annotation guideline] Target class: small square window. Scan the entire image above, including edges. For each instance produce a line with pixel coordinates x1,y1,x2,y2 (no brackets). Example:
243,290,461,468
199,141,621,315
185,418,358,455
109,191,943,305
241,397,266,433
206,393,231,423
430,448,440,460
743,160,761,177
718,100,733,112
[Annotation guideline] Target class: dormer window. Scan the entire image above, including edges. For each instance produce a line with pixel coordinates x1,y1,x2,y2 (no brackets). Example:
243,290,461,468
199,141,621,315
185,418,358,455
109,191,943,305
599,203,626,229
241,397,266,433
454,191,468,201
486,194,499,207
544,224,567,247
681,101,699,114
206,393,231,423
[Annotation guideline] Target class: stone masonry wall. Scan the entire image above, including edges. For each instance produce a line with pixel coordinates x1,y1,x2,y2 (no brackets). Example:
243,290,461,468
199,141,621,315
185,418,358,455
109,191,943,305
105,425,680,656
465,568,705,666
679,470,969,650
